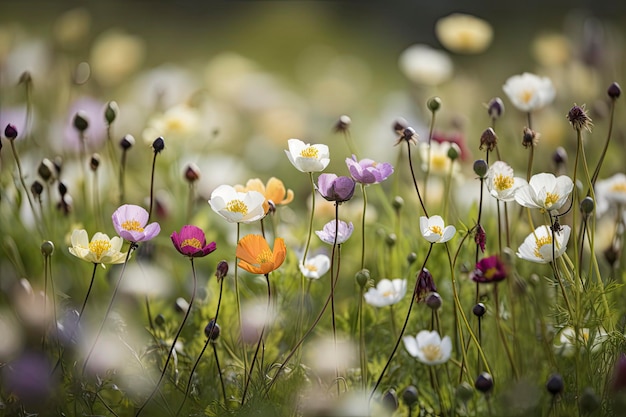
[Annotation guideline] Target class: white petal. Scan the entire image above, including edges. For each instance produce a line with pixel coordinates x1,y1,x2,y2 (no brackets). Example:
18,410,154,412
402,336,419,358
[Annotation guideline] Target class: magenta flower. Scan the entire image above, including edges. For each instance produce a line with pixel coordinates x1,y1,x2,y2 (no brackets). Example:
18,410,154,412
345,155,394,184
315,219,354,245
112,204,161,242
470,255,507,284
171,225,217,258
317,174,355,203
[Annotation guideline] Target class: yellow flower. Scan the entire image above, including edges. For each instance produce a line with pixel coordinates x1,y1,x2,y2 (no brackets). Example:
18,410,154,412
435,13,493,54
236,235,286,275
235,177,294,213
68,229,127,267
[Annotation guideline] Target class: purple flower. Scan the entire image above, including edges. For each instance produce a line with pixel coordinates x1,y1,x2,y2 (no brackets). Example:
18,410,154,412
171,225,217,258
315,219,354,245
112,204,161,243
470,255,507,284
345,155,394,184
3,351,54,408
317,173,355,203
415,268,437,302
612,353,626,392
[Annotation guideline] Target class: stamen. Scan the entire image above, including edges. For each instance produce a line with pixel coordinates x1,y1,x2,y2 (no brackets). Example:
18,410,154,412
181,238,202,249
429,225,443,235
121,219,144,232
544,192,559,208
89,239,111,258
300,146,319,158
226,199,248,215
493,174,514,191
421,344,442,362
534,235,553,258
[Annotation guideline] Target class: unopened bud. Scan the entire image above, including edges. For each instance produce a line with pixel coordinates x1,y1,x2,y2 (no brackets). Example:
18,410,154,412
105,101,118,124
487,97,504,119
152,137,165,153
175,297,190,313
473,303,486,317
580,196,595,215
73,111,89,132
402,385,419,408
154,314,165,327
385,233,397,247
31,180,44,197
41,241,55,256
427,96,442,112
334,115,351,132
456,381,474,403
204,319,221,341
215,260,229,282
38,159,55,182
447,144,460,161
608,82,621,99
184,163,201,183
19,71,32,84
4,124,18,140
474,372,493,393
392,118,408,134
382,388,399,413
392,196,404,212
546,373,564,396
426,292,442,310
90,154,100,171
553,147,567,166
58,181,68,197
120,134,135,150
406,252,417,265
355,269,370,288
473,159,488,178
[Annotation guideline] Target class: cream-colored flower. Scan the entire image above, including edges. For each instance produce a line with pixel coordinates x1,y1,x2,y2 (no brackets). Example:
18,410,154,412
285,139,330,173
503,72,555,112
68,229,126,267
516,225,571,264
420,215,456,243
403,330,452,365
486,161,527,202
299,254,331,280
515,173,573,213
419,141,460,175
435,13,493,54
595,173,626,217
142,104,200,145
399,44,453,86
364,279,407,307
554,327,607,357
208,185,266,224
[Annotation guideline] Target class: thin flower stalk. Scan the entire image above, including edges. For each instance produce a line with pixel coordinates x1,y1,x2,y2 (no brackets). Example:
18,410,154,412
7,133,42,236
591,91,617,186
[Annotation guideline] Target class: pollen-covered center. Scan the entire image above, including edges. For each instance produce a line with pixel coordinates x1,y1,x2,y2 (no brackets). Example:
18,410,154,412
534,235,553,258
610,182,626,194
181,238,202,249
544,192,560,208
429,225,443,235
382,290,396,298
431,154,448,172
122,219,144,232
300,146,319,159
494,174,514,191
89,239,111,258
256,249,273,265
520,89,534,104
305,263,318,272
421,344,442,362
226,199,248,215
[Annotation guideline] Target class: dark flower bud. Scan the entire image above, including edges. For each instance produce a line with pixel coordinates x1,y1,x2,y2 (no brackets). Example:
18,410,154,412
355,269,370,289
580,387,601,413
522,127,538,148
473,303,486,317
53,156,63,176
603,245,620,267
154,314,165,327
552,147,567,166
215,260,229,282
184,163,201,183
580,196,594,215
31,180,44,197
392,196,404,211
479,128,498,152
38,159,55,182
382,388,399,414
90,154,100,171
427,96,442,112
567,104,593,132
73,111,89,133
416,268,437,302
334,115,351,133
4,124,18,140
204,319,220,341
406,252,417,265
612,353,626,392
385,233,397,247
41,241,55,256
175,297,190,313
396,126,417,146
425,292,442,310
402,385,419,407
474,372,493,393
105,101,118,124
19,71,32,84
447,144,460,161
152,136,165,153
392,117,408,134
474,224,486,253
58,181,68,197
456,381,474,403
487,97,504,119
473,159,488,178
608,82,621,99
120,134,135,150
546,373,564,396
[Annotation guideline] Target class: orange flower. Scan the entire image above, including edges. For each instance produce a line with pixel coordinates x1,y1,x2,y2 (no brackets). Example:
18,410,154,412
235,177,294,213
236,234,286,275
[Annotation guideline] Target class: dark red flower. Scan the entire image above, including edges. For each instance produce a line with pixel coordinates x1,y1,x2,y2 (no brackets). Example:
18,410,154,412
470,255,507,284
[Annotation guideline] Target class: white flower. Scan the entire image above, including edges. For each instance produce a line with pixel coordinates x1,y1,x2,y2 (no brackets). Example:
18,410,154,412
502,72,555,112
555,327,607,357
299,254,331,280
517,225,571,264
594,173,626,217
403,330,452,365
142,104,199,145
435,13,493,54
285,139,330,173
515,173,573,213
363,279,407,307
208,185,266,224
420,215,456,243
419,141,460,176
399,44,453,86
68,229,126,268
486,161,527,202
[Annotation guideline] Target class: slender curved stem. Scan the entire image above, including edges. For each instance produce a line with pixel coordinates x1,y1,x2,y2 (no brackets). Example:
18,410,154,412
360,183,367,270
301,172,316,266
406,141,428,217
147,152,158,223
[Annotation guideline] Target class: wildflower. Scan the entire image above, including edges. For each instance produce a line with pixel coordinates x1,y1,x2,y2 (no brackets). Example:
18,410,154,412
170,225,217,258
4,124,18,140
415,268,437,302
399,44,453,86
142,104,199,145
514,173,573,212
208,184,266,223
315,220,354,245
474,224,486,252
608,82,621,99
299,254,331,279
284,138,330,173
235,177,294,213
517,225,571,264
420,141,460,175
334,115,351,133
479,128,498,152
419,215,456,243
555,327,607,357
184,163,201,183
611,353,626,392
403,330,452,365
486,161,527,202
345,155,394,184
68,229,127,267
363,278,407,307
595,173,626,216
111,204,161,243
567,104,593,132
394,126,418,146
317,174,356,203
502,72,555,112
435,13,493,54
236,234,286,275
470,255,507,283
522,127,539,148
475,372,494,393
546,374,564,396
486,97,505,119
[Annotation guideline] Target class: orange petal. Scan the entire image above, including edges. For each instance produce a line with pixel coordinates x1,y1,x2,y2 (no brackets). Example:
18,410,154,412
271,238,287,269
236,234,269,265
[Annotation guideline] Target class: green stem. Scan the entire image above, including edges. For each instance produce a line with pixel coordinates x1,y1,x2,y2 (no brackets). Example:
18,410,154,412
301,172,316,267
360,183,367,270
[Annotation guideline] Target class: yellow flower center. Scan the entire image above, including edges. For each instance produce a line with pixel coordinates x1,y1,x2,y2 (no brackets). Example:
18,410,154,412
226,199,248,215
520,89,534,104
431,154,448,172
533,235,553,258
89,239,111,259
493,174,514,191
122,219,144,232
544,192,559,208
165,117,185,133
610,182,626,193
305,263,318,272
300,146,319,159
382,290,395,298
421,344,442,362
181,238,202,249
429,225,443,235
256,249,273,264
